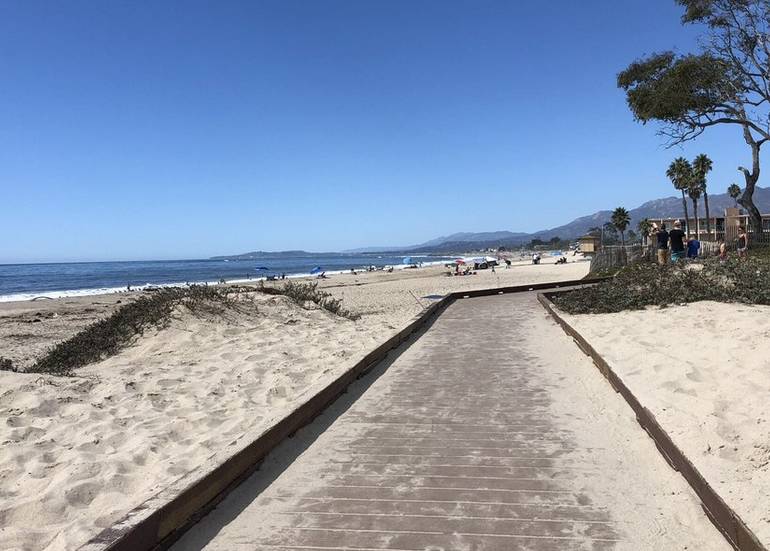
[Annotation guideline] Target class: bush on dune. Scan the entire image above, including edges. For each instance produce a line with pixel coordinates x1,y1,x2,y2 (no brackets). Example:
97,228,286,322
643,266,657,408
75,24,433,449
31,286,236,376
0,357,16,373
258,280,360,320
555,257,770,314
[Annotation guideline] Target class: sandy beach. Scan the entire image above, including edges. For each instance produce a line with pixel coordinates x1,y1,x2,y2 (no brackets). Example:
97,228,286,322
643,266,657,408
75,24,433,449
0,256,590,551
562,301,770,545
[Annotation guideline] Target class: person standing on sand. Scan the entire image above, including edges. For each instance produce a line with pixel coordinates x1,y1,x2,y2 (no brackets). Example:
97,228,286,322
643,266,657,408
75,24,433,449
656,223,669,265
737,226,749,259
668,221,686,262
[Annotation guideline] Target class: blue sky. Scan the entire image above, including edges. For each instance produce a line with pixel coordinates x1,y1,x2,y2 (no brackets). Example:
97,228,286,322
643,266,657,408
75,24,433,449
0,0,753,262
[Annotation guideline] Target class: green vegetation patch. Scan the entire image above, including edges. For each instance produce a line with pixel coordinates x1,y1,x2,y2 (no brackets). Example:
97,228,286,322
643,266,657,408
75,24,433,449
30,286,236,375
555,257,770,314
259,281,360,320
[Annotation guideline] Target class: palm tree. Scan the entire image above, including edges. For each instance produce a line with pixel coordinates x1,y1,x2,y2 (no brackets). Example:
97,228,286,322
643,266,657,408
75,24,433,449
666,157,693,236
687,180,702,238
728,183,742,207
602,222,619,245
693,154,713,236
611,207,631,247
637,218,653,247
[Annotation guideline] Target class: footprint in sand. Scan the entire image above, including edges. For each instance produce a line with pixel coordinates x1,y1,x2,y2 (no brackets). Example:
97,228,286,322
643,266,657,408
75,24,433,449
266,385,288,405
5,416,28,428
156,378,182,389
64,481,102,507
685,368,703,382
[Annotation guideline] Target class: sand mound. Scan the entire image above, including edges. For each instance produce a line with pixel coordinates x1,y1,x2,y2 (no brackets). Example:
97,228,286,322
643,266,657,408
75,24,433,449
0,293,381,551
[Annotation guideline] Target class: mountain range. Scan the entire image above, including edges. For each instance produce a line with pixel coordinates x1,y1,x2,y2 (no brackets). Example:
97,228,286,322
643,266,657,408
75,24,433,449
213,187,770,259
350,186,770,253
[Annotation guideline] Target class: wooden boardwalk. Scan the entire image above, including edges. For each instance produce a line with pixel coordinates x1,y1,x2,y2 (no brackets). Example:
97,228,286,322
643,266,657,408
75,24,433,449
174,292,728,550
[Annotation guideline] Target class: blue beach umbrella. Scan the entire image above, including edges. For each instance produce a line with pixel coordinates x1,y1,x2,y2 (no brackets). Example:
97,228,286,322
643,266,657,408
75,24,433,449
310,266,322,274
402,257,413,265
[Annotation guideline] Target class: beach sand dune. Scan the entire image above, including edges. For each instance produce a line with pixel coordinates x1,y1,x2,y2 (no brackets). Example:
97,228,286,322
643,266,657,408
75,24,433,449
0,257,590,550
1,293,384,551
563,301,770,544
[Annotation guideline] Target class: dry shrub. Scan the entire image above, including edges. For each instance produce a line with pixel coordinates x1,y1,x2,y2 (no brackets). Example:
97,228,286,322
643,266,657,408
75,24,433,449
259,281,359,320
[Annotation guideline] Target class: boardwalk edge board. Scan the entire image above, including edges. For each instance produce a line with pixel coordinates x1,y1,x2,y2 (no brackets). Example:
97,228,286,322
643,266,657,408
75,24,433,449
78,276,605,551
538,290,766,551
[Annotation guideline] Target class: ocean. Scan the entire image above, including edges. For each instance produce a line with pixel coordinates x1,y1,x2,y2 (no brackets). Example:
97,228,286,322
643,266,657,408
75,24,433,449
0,253,452,302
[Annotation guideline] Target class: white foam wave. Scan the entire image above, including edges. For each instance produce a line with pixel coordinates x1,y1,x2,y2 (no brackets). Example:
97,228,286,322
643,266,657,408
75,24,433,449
0,260,451,303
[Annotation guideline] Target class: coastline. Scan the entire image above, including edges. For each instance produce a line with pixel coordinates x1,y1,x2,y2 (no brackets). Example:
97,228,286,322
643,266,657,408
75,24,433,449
0,257,455,303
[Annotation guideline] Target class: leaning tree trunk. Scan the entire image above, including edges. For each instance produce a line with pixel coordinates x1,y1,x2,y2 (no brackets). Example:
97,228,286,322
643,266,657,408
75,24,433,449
738,127,764,242
703,191,711,236
680,190,691,235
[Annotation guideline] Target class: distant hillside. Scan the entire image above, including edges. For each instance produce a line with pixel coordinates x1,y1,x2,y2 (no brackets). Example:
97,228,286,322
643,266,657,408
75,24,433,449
415,231,529,248
342,231,529,253
388,186,770,253
214,187,770,258
530,186,770,242
210,250,330,260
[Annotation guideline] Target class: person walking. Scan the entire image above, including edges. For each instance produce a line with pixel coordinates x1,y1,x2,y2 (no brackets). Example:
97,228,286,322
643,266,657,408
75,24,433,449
656,223,669,265
668,220,686,262
737,226,749,259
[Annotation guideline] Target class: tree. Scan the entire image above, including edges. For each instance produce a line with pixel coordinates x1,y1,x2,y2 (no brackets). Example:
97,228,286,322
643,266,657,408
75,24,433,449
687,174,702,237
602,222,620,245
617,0,770,237
611,207,631,247
666,157,694,234
693,153,714,235
637,218,653,246
627,229,638,243
728,182,742,206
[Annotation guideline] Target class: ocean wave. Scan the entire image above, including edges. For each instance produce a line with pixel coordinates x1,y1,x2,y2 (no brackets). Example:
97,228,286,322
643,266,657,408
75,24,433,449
0,259,452,303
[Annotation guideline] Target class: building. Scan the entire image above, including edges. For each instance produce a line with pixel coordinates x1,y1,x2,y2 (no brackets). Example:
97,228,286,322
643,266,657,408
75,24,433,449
578,235,601,254
647,208,770,242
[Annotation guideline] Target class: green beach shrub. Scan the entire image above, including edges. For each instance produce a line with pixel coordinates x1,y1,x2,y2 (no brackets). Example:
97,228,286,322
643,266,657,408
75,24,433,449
555,257,770,314
31,285,236,375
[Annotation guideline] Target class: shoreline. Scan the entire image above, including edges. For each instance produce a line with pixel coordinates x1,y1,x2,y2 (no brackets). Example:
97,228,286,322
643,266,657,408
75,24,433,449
0,253,581,303
0,259,464,303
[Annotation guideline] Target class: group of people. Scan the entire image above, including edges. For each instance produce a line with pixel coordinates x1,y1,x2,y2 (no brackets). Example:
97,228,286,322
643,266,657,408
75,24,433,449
653,221,749,264
653,221,694,264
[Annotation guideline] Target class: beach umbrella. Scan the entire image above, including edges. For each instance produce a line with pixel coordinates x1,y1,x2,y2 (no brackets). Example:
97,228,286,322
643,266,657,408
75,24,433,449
402,257,413,265
310,266,322,274
455,258,466,264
